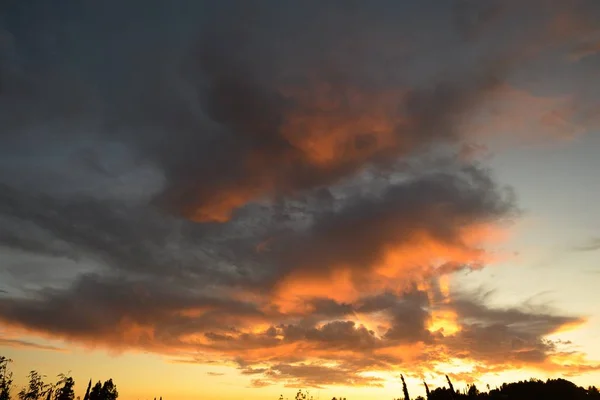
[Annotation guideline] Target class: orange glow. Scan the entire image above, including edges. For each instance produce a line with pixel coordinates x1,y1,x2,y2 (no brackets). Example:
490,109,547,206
273,269,360,313
182,83,414,222
438,275,452,301
464,84,588,143
428,309,460,336
548,318,588,335
179,77,596,224
116,318,155,346
188,184,267,222
375,232,483,278
375,342,428,363
268,221,509,318
374,223,508,283
280,84,406,167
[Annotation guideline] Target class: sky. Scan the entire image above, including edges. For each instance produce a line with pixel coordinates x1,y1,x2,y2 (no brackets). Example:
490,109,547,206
1,0,600,399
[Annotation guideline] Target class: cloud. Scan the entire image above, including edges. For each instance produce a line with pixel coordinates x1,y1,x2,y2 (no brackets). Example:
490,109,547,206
0,274,592,387
0,336,65,352
444,294,585,366
249,379,272,388
0,274,262,349
453,0,506,41
270,165,513,275
573,238,600,252
462,84,598,144
148,52,508,223
568,40,600,62
260,363,385,389
0,0,598,390
0,0,564,223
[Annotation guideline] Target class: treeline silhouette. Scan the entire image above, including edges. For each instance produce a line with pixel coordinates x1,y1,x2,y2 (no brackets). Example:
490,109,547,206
3,355,600,400
397,373,600,400
0,356,156,400
284,374,600,400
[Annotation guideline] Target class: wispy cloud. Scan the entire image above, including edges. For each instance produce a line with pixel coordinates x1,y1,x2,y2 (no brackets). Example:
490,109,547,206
0,336,65,352
573,238,600,252
568,40,600,62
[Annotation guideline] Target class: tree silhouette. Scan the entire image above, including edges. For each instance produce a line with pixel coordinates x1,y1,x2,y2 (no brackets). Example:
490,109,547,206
18,371,51,400
88,382,102,400
445,375,455,396
3,353,600,400
401,374,410,400
44,386,53,400
54,374,75,400
87,380,118,400
423,381,430,400
100,379,118,400
0,356,12,400
82,380,91,400
294,389,314,400
466,384,478,398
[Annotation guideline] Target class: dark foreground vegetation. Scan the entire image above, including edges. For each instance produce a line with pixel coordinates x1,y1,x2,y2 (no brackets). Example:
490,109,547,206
293,374,600,400
1,356,126,400
394,373,600,400
2,355,599,400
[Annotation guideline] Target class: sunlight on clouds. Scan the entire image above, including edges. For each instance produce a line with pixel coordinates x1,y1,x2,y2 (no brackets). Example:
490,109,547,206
1,1,600,398
428,309,461,336
273,270,359,313
280,85,406,167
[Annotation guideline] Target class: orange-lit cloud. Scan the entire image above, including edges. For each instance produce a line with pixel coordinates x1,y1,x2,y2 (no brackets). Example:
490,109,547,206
1,270,595,388
0,155,592,387
463,84,595,144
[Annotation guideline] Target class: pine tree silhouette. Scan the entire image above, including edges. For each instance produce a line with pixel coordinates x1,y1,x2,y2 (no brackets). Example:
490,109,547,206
445,375,455,399
400,375,410,400
83,380,91,400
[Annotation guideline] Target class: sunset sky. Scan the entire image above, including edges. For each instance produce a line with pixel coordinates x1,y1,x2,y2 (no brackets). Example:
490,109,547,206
1,1,600,399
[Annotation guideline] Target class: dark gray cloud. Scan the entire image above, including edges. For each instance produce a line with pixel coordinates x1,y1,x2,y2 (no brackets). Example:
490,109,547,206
264,165,515,286
130,10,510,223
0,183,171,270
384,289,432,343
0,0,517,224
453,0,506,41
0,161,514,294
0,181,281,290
0,274,262,348
442,292,584,365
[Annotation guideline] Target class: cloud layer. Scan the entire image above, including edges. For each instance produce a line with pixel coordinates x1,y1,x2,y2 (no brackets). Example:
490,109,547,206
1,0,599,389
